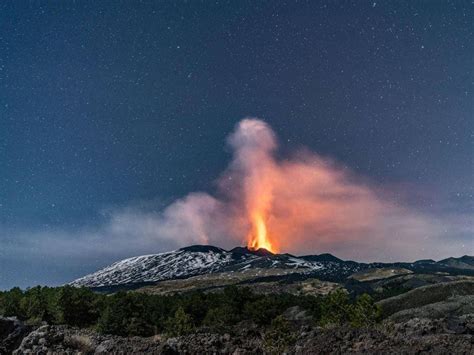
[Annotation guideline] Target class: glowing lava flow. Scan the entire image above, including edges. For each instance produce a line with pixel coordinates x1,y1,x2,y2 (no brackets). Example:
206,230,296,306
247,213,275,252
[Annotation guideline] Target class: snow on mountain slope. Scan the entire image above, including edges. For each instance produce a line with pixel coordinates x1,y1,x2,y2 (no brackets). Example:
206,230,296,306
70,245,474,288
71,245,324,287
72,246,239,287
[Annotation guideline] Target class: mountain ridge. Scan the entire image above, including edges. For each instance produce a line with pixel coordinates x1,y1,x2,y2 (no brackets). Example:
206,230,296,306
70,245,474,288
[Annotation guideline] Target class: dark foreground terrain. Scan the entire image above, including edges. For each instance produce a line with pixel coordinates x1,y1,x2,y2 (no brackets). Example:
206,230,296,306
2,311,473,354
1,280,473,354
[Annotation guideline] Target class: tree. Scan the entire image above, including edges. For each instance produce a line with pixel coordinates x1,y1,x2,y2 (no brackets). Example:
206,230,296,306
165,307,194,336
0,287,24,318
349,293,381,328
20,286,49,323
56,286,100,327
97,292,153,337
182,292,209,324
320,289,351,326
202,305,238,330
244,296,292,326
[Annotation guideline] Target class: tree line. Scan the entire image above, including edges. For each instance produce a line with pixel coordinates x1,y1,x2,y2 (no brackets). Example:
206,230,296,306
0,285,381,337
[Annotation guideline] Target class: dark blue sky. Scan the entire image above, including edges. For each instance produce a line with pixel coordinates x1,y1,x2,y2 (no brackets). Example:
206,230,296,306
0,1,472,289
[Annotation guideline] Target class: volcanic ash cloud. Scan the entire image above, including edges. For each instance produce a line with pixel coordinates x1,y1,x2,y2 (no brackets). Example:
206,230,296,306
146,118,471,261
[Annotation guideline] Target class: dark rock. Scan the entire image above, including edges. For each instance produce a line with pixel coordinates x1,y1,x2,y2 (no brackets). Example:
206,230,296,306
446,317,468,334
0,317,32,354
283,306,312,323
179,245,226,254
4,315,474,354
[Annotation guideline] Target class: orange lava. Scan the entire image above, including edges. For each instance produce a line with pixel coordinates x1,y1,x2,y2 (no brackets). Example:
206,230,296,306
246,213,275,252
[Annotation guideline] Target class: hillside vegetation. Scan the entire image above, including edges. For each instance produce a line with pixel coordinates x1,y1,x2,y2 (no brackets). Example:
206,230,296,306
0,285,380,338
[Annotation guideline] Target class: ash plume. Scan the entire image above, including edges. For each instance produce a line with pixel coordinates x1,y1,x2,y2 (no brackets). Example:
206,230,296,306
3,118,471,269
123,118,471,261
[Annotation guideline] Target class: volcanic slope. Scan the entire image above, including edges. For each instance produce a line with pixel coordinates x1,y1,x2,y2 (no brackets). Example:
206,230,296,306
71,245,474,288
70,245,325,288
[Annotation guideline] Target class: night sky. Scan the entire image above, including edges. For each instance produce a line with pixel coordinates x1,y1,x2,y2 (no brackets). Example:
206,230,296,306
1,1,473,289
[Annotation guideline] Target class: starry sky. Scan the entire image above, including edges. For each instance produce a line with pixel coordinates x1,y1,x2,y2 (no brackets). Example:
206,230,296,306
0,1,473,289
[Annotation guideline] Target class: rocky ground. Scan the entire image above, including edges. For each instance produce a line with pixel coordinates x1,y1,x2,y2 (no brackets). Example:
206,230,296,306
1,313,473,354
294,317,474,354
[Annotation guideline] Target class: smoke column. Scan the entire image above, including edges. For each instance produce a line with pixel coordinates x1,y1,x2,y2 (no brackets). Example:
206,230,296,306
68,117,469,262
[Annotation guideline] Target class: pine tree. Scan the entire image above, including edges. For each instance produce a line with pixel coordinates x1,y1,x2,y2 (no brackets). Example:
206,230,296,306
165,307,194,336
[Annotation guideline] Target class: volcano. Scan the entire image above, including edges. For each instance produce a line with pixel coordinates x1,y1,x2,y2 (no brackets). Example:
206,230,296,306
70,245,474,289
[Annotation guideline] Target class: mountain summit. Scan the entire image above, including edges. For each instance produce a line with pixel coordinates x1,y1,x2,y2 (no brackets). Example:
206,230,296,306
230,246,275,257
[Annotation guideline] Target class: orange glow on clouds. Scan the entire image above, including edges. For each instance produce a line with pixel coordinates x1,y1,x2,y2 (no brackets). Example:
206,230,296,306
138,117,472,262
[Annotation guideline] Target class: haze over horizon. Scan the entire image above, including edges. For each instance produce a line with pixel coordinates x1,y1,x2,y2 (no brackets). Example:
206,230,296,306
1,1,472,289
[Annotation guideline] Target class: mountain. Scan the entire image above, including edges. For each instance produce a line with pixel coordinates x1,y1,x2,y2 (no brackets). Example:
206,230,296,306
70,245,324,288
70,245,474,288
438,255,474,270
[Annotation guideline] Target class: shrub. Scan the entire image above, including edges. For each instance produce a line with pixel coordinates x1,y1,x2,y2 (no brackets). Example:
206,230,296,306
64,335,95,353
263,315,296,353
